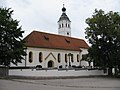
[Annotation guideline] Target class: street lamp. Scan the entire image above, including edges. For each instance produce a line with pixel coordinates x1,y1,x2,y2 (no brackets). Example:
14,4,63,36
68,53,71,67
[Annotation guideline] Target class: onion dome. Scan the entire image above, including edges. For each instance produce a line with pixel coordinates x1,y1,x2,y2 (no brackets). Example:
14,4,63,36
58,4,71,22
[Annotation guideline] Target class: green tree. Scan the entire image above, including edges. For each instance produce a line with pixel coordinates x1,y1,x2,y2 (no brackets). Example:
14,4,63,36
85,9,120,76
0,7,26,66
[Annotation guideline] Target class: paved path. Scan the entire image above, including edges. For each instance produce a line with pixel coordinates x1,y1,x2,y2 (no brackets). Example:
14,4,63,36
0,77,120,90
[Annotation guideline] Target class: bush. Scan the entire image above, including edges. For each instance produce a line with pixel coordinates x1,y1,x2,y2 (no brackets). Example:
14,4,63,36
36,65,42,69
59,65,62,68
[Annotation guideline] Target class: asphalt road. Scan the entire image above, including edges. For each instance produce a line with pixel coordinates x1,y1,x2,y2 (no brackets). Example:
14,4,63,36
0,77,120,90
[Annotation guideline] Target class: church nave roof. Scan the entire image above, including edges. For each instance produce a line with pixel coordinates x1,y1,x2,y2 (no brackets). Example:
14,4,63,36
24,31,89,51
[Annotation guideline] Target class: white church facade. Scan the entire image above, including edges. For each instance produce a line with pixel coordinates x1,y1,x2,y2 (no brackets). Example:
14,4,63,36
14,5,89,68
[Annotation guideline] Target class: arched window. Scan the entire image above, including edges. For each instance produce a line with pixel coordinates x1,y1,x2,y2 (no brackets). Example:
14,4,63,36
58,53,61,63
71,54,74,62
77,54,79,62
62,23,63,27
68,24,70,28
59,24,61,28
39,52,42,63
66,23,67,27
29,51,33,63
65,54,67,63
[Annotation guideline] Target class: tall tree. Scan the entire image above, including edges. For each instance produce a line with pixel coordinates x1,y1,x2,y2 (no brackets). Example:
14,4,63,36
0,7,26,66
85,9,120,76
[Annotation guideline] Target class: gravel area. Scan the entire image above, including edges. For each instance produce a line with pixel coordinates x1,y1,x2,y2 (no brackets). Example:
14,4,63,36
0,77,120,90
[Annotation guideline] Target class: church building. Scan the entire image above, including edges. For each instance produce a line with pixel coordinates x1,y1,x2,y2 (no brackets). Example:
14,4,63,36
18,5,89,68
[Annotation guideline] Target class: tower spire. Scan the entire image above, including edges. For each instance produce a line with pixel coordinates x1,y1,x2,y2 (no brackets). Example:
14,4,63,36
63,4,64,7
58,4,71,37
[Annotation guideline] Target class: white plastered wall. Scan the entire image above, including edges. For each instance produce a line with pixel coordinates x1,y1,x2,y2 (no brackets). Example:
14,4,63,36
15,47,88,68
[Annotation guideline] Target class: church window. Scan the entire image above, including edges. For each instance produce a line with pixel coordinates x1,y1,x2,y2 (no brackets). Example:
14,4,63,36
62,23,63,27
39,52,43,63
58,53,61,63
71,54,74,62
77,54,79,62
29,51,33,63
67,32,69,35
65,54,68,63
68,24,70,28
59,24,61,28
66,23,67,27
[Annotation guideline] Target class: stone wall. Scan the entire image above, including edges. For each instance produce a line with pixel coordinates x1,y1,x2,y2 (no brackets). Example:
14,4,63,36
9,68,107,77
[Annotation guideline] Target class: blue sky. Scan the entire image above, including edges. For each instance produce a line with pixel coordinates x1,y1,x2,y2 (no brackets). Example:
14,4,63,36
0,0,120,42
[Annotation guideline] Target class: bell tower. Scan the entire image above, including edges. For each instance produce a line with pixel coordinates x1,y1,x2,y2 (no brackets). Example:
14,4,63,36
58,4,71,37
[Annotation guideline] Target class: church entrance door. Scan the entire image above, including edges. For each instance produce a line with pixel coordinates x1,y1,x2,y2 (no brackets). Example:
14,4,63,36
48,60,54,68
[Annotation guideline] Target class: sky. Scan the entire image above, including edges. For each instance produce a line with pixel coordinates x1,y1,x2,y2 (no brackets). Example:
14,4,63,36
0,0,120,42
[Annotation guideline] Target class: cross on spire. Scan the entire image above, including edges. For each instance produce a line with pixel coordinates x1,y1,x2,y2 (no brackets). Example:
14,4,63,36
63,4,65,7
62,4,66,12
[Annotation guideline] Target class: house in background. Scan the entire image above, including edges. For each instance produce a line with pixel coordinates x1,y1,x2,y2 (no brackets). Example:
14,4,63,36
12,5,89,68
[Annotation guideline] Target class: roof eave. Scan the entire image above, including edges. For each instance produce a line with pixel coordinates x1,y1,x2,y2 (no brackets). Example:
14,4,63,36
25,45,82,51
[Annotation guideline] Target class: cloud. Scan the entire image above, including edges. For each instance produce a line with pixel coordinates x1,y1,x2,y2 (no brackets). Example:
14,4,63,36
0,0,7,7
68,0,120,38
1,0,120,40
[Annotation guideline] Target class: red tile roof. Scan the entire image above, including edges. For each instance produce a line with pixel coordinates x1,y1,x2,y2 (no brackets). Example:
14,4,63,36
24,31,89,51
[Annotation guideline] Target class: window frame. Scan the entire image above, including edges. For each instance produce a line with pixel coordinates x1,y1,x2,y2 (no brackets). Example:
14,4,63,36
29,51,33,63
71,54,74,62
39,52,43,63
58,53,61,63
65,54,68,63
77,54,79,62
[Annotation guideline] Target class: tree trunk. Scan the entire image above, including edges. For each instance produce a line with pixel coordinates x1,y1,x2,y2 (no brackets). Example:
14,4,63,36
108,67,113,76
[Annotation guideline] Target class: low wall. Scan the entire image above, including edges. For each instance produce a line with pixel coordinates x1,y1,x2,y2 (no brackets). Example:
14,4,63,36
9,69,107,77
0,66,8,77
